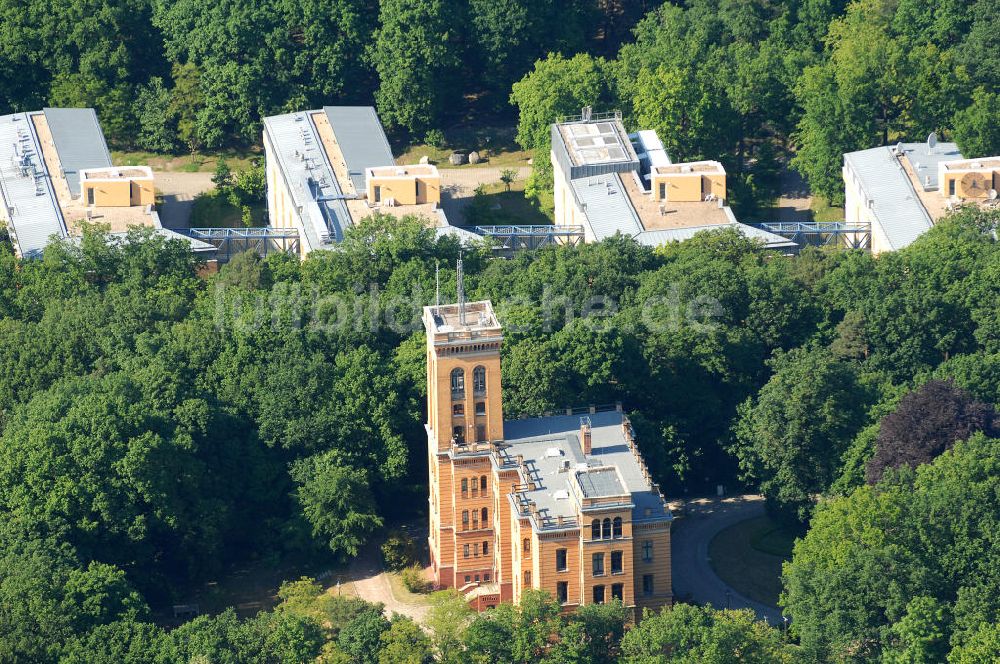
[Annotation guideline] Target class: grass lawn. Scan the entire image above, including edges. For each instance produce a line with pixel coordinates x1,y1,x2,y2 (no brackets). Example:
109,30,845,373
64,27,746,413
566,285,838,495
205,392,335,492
464,180,553,226
708,516,798,608
386,571,433,607
113,149,260,173
811,195,845,222
396,143,532,169
190,192,267,228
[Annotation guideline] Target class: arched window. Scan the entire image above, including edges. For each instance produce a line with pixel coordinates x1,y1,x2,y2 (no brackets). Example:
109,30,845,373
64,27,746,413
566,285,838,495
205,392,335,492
602,518,612,539
481,507,488,523
453,403,464,416
452,426,465,445
450,368,465,397
461,478,468,496
482,541,489,556
480,475,487,492
591,519,601,540
613,516,623,538
523,538,530,553
473,366,486,394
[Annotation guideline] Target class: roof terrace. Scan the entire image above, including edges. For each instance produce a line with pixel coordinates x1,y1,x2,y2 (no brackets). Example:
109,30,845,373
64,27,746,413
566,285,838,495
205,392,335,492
621,169,733,229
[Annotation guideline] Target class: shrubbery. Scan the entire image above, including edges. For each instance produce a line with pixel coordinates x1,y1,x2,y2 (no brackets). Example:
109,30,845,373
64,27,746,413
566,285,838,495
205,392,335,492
401,565,431,594
380,531,419,572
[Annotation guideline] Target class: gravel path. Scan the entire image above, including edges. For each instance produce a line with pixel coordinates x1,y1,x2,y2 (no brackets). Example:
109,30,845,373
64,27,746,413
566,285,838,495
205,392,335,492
156,172,215,229
671,494,785,624
346,543,431,624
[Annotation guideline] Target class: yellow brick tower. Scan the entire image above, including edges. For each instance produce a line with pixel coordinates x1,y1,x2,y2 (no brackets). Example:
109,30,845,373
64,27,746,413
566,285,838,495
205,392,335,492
423,264,504,591
423,265,673,612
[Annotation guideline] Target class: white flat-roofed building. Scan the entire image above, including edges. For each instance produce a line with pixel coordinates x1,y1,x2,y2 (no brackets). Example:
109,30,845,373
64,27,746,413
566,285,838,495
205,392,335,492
551,111,794,251
263,106,452,257
844,138,1000,254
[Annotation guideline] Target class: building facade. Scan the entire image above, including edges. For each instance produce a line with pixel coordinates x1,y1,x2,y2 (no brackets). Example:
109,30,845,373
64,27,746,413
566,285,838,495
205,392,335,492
424,298,673,613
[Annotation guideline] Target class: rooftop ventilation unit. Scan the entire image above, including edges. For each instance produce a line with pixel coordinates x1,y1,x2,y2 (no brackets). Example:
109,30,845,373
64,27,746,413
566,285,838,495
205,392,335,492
545,447,563,458
554,489,569,500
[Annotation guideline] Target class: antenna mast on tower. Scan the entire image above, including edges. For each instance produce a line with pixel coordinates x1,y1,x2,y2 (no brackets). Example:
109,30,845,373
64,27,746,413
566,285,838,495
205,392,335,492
456,255,466,325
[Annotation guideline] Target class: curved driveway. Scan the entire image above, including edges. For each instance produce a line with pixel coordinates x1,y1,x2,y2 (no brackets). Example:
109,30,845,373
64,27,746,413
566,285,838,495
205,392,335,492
671,494,784,624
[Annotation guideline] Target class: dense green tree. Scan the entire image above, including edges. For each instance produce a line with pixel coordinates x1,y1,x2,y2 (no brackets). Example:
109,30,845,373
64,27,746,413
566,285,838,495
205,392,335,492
154,0,376,147
620,604,794,663
783,435,1000,662
732,346,871,520
290,451,384,560
368,0,461,136
379,615,434,664
0,532,146,663
953,88,1000,159
338,606,391,664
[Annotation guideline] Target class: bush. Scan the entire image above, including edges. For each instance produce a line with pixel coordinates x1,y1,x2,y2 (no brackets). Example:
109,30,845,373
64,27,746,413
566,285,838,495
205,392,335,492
380,531,417,572
401,565,431,594
424,128,446,148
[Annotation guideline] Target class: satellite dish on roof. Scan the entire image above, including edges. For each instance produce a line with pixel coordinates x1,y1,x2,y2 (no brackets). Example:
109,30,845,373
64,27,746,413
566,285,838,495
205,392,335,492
927,132,937,150
895,142,904,155
990,189,998,201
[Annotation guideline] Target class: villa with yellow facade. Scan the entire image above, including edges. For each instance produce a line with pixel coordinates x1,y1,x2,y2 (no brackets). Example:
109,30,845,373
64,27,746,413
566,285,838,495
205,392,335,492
423,296,673,613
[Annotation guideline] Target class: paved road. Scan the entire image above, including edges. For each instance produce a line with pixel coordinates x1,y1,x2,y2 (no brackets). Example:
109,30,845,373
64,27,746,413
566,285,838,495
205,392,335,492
671,494,784,624
156,172,215,229
774,168,812,222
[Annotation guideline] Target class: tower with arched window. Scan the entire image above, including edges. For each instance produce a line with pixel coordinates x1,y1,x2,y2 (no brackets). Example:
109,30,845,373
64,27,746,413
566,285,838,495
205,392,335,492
423,298,673,613
423,299,506,593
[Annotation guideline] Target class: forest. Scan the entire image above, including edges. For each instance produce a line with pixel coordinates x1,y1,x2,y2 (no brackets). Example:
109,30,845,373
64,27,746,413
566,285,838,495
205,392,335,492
2,0,998,212
0,205,999,661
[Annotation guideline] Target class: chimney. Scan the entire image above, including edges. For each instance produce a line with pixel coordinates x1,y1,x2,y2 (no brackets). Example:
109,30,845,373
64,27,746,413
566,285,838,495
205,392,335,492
580,416,592,455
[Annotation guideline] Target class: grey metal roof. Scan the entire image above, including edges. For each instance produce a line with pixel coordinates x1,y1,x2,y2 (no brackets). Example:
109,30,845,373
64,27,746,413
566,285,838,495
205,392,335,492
502,410,671,524
323,106,395,192
576,466,626,498
899,141,962,191
634,222,797,250
434,223,480,243
845,146,933,251
263,111,352,251
43,107,113,198
571,173,644,240
0,112,68,258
